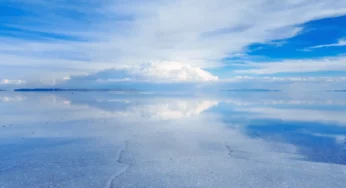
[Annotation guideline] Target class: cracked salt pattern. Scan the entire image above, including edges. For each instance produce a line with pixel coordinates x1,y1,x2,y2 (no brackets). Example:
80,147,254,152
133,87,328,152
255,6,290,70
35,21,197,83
0,92,346,188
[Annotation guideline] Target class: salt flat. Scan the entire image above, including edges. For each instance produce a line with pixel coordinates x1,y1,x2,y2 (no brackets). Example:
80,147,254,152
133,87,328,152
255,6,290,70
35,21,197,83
0,92,346,188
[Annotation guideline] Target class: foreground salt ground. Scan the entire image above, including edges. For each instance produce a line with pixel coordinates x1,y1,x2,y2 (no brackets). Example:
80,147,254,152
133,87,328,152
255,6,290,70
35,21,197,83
0,92,346,188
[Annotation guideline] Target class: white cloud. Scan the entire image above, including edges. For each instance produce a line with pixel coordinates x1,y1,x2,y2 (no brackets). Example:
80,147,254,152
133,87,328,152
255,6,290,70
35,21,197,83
235,56,346,74
126,62,219,82
223,76,346,82
0,96,26,103
311,133,346,144
240,107,346,125
0,79,26,85
1,0,346,83
213,75,346,92
309,38,346,49
69,62,219,83
99,99,219,120
62,76,71,80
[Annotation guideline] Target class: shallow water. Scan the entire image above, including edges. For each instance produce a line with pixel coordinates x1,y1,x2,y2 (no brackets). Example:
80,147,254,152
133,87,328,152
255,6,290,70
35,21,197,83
0,91,346,188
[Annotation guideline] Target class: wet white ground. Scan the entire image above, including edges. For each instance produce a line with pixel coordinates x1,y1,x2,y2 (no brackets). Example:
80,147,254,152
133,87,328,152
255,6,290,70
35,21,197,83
0,92,346,188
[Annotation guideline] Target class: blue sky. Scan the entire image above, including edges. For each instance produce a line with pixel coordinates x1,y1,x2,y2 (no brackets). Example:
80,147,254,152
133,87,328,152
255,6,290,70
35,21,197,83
0,0,346,90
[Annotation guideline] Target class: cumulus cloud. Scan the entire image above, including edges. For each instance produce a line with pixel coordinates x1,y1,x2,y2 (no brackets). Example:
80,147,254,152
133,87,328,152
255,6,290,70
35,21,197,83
68,62,218,83
1,0,346,83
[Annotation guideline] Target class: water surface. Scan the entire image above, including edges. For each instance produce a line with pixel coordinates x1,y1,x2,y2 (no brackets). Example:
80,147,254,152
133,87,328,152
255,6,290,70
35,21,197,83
0,92,346,188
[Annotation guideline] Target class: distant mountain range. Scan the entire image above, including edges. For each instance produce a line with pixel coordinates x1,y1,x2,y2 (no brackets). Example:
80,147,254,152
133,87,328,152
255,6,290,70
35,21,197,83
13,88,139,92
330,90,346,92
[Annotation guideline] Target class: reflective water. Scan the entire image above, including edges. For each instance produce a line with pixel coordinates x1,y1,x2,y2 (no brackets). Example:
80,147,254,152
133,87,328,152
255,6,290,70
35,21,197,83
0,92,346,188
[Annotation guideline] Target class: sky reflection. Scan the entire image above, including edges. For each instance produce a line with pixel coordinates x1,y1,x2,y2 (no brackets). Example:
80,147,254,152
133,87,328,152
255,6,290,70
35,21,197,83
0,92,346,188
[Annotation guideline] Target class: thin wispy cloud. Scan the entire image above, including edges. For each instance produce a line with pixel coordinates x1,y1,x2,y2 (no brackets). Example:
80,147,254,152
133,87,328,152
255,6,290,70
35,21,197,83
308,38,346,49
235,56,346,74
